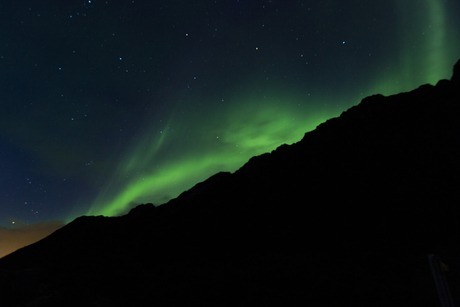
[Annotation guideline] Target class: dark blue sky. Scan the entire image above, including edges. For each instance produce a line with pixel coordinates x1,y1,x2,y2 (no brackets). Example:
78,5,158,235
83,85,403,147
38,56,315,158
1,0,459,257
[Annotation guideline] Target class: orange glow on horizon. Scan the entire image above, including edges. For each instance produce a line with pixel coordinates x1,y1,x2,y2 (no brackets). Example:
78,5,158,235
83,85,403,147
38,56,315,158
0,221,65,259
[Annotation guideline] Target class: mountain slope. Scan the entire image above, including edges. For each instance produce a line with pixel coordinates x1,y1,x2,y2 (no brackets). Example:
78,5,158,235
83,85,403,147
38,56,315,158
1,59,459,306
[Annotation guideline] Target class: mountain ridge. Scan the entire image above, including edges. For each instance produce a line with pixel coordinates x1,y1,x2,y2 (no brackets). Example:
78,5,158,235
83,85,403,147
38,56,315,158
1,59,459,306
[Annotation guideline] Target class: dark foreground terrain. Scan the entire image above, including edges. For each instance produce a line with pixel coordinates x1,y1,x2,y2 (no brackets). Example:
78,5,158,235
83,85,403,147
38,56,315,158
1,59,460,306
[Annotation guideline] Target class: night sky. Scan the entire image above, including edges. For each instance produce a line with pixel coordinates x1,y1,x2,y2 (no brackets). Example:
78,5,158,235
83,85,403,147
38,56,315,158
1,0,459,257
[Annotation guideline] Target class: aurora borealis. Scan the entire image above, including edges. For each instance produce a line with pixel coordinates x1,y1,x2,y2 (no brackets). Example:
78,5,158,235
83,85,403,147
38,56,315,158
1,0,459,257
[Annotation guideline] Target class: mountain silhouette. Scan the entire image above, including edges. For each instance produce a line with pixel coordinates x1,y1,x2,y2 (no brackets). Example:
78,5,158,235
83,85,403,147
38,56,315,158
1,59,459,306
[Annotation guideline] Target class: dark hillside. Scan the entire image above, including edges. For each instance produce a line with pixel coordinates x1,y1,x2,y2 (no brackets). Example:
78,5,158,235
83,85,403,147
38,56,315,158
1,59,459,306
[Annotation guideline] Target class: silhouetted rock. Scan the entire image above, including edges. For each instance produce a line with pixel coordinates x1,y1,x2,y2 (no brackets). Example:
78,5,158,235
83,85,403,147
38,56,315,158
1,59,460,306
452,58,460,83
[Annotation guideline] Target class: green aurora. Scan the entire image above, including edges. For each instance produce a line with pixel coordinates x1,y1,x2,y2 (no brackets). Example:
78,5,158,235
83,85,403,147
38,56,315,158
83,88,339,218
67,0,460,221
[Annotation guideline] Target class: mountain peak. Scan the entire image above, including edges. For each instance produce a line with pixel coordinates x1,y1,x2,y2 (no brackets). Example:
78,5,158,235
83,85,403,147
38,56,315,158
452,58,460,83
